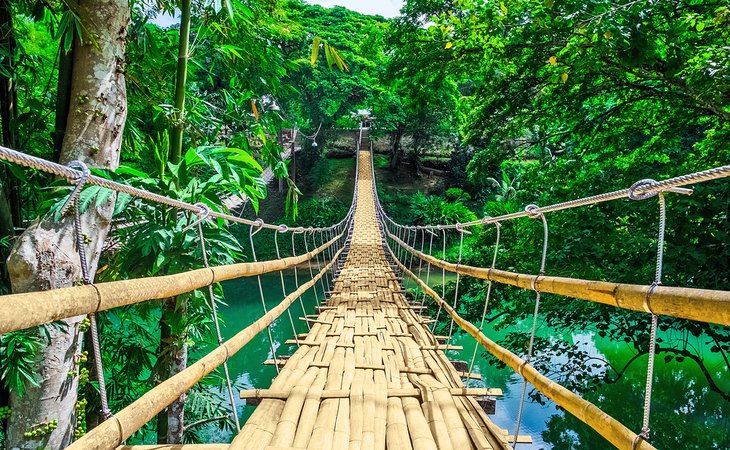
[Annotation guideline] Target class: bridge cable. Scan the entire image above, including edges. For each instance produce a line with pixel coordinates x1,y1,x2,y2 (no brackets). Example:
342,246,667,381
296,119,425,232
310,230,328,300
275,227,300,347
291,231,310,331
629,179,669,447
63,160,114,421
419,229,436,308
302,231,321,308
466,220,501,389
447,224,470,344
193,206,240,430
249,220,280,374
408,227,417,272
431,227,447,333
513,204,549,448
415,229,426,305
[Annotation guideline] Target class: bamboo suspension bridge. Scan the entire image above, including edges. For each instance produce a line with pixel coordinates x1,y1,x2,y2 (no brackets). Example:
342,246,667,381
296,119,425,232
0,136,729,449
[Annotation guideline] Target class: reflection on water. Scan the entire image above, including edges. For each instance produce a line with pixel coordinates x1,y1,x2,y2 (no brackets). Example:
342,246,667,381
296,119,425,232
208,270,729,449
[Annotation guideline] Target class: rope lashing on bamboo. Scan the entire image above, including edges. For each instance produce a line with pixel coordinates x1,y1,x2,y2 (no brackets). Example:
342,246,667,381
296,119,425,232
0,236,339,335
447,223,470,344
628,179,670,447
249,219,280,374
274,226,300,347
513,204,549,448
466,220,501,389
385,243,658,450
67,247,344,450
64,159,113,421
387,233,730,326
195,215,240,431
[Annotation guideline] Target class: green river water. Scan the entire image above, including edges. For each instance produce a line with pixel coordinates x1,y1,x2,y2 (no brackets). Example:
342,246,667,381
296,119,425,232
208,270,729,449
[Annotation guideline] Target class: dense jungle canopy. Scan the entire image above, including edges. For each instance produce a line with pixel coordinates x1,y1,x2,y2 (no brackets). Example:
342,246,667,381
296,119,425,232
0,0,728,449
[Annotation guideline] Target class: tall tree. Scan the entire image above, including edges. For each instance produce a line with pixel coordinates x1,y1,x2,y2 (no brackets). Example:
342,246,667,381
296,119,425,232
5,0,129,448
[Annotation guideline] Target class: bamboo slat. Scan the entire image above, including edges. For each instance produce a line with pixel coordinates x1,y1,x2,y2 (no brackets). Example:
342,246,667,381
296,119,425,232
391,233,730,326
228,150,509,450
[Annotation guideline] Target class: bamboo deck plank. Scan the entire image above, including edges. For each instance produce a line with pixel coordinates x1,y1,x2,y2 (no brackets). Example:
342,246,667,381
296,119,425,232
231,151,509,449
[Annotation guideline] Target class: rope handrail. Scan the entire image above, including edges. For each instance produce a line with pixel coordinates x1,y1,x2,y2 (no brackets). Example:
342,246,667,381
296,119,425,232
0,145,352,233
387,244,657,450
376,163,730,230
0,234,342,335
388,231,730,326
67,246,344,450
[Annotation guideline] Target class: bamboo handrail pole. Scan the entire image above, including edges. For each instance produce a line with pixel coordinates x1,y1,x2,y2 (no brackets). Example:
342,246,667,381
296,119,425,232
0,235,340,335
66,248,343,450
389,232,730,326
388,245,658,450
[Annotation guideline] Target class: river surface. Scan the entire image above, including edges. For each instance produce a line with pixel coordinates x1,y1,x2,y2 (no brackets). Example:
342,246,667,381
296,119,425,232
210,270,730,449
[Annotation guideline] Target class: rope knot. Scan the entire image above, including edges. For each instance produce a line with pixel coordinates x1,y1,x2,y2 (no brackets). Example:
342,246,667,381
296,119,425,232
525,204,542,219
278,224,289,233
60,160,91,216
628,179,659,201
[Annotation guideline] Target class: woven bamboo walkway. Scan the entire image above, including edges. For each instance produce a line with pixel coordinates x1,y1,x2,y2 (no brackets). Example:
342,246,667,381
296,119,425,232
229,151,510,450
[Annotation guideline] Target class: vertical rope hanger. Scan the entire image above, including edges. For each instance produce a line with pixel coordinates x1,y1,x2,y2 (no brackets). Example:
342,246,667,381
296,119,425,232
431,226,447,333
274,227,300,347
447,224,470,344
466,220,501,389
184,204,240,431
628,179,675,447
291,231,310,331
513,204,549,448
414,229,426,305
420,229,436,308
249,220,280,374
60,160,113,421
407,227,418,271
302,231,321,308
309,230,328,300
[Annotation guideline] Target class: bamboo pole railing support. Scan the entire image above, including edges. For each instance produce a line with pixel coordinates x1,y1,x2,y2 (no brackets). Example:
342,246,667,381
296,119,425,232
390,233,730,326
66,247,343,450
0,236,340,335
387,244,658,450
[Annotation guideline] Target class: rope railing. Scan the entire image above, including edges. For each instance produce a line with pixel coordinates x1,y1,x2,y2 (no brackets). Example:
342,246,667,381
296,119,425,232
377,162,730,230
0,144,351,233
67,246,344,450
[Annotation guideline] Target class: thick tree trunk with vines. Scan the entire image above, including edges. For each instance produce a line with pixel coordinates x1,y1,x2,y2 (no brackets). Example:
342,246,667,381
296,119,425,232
0,0,18,292
4,1,129,448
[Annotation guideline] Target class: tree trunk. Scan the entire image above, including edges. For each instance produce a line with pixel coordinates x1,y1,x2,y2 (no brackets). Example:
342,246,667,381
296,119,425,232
169,0,191,164
389,126,404,171
0,0,20,230
156,297,188,444
5,1,129,449
158,3,193,441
